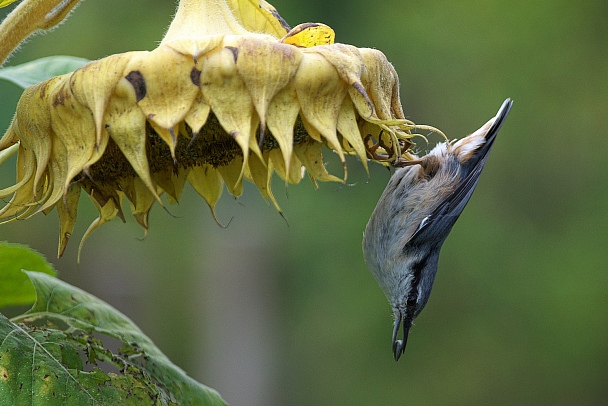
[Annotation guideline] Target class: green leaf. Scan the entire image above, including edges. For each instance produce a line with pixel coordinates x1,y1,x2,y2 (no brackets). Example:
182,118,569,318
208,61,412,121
0,313,158,404
0,272,226,405
0,56,90,89
0,243,56,308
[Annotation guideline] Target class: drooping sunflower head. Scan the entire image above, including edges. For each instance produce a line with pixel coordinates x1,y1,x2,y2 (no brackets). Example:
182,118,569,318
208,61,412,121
0,0,442,259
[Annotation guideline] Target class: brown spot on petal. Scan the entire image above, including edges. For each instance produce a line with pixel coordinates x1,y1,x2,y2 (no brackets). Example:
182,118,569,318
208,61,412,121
225,46,239,63
125,70,147,102
52,88,69,106
190,67,201,87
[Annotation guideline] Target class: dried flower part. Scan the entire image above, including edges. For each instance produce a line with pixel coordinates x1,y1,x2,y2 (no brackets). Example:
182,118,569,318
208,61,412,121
0,0,441,259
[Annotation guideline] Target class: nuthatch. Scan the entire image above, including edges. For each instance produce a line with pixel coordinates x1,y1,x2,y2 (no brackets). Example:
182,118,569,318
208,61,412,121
362,99,513,361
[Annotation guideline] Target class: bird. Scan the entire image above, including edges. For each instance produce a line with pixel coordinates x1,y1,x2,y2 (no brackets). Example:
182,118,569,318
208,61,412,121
362,98,513,361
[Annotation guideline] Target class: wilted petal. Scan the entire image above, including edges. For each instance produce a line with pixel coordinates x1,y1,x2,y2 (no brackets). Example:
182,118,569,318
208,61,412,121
266,82,299,178
268,148,303,185
126,47,200,157
216,155,245,197
152,168,189,204
294,140,341,185
235,37,301,142
56,183,81,258
0,142,34,198
295,52,346,176
199,43,255,174
187,164,224,221
184,93,211,135
358,48,402,121
36,127,70,214
0,146,37,219
18,84,53,194
337,97,369,173
70,52,133,147
121,177,159,231
247,152,280,212
309,44,373,120
103,77,162,205
48,77,97,195
78,194,122,261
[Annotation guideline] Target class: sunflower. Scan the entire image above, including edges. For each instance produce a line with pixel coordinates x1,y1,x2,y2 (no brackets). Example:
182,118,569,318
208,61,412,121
0,0,442,259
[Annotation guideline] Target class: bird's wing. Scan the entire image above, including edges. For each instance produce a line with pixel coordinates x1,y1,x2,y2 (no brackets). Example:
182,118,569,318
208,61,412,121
406,99,513,247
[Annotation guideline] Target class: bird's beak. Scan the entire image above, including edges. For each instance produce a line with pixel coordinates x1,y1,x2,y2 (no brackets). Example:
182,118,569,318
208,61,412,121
392,310,410,361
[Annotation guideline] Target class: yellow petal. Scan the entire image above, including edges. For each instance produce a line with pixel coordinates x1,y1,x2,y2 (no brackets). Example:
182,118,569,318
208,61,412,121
247,152,280,212
0,145,34,198
35,127,70,215
121,177,159,231
280,23,335,47
184,93,211,135
188,164,224,220
266,82,299,178
120,177,161,233
56,183,81,258
78,195,122,262
294,140,341,185
295,52,347,173
216,155,245,197
0,146,37,219
82,125,110,173
149,122,179,161
358,48,402,121
104,77,163,205
310,44,373,120
199,44,255,177
268,148,303,184
13,80,57,195
152,168,189,204
70,52,133,147
234,37,301,139
48,77,97,195
126,47,200,153
337,97,369,173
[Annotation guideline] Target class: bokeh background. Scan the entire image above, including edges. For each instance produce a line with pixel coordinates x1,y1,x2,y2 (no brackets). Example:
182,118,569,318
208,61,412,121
1,0,607,404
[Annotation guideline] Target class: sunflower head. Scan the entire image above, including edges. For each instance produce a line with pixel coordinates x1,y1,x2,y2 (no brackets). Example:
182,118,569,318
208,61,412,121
0,0,442,259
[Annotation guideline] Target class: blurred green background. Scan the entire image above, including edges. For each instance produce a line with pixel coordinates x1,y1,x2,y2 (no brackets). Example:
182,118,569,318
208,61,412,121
1,0,607,404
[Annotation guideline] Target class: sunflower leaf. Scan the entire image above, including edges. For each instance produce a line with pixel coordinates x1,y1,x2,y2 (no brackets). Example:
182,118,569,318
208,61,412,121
0,55,89,89
0,271,226,405
0,242,55,308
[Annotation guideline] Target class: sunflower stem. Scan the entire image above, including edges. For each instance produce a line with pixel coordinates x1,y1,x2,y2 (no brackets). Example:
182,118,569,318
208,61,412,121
0,0,82,66
162,0,248,44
